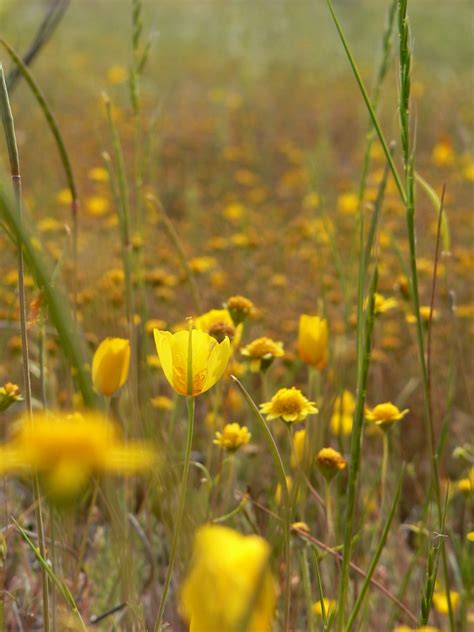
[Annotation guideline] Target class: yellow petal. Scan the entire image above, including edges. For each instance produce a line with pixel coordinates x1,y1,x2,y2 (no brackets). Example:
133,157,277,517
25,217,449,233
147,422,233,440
154,330,175,391
201,336,231,394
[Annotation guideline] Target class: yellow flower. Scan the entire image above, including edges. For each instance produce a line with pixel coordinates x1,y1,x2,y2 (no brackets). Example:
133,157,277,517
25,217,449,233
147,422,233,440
180,524,275,632
214,423,251,452
393,627,439,632
226,295,255,326
154,328,231,397
313,598,336,617
456,467,474,493
194,309,239,344
373,293,398,315
290,428,307,468
0,412,154,500
431,140,455,167
337,192,358,215
241,337,284,372
106,64,128,84
291,521,310,533
260,387,318,424
0,383,22,412
406,306,438,325
330,390,356,437
298,315,328,370
275,475,293,505
92,338,130,397
85,195,109,217
88,166,109,182
467,531,474,542
365,402,409,431
316,447,347,480
432,590,459,615
150,395,174,411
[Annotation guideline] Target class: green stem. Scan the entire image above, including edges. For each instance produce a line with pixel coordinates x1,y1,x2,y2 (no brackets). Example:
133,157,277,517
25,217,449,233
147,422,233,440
381,431,390,513
231,375,291,632
325,479,334,544
154,396,194,631
300,547,315,632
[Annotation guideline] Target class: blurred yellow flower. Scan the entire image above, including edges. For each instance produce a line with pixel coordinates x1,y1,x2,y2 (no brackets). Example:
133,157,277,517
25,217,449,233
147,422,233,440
194,308,239,344
290,428,307,468
312,597,336,617
373,293,398,315
365,402,409,431
214,422,251,452
85,195,109,217
241,337,284,372
456,467,474,493
316,447,347,480
107,64,128,84
337,192,358,215
226,295,255,326
260,387,317,424
88,166,109,182
330,390,355,436
154,328,231,397
298,315,328,370
150,395,174,411
92,337,130,397
0,382,22,412
431,140,455,167
180,524,275,632
432,590,459,615
0,412,154,500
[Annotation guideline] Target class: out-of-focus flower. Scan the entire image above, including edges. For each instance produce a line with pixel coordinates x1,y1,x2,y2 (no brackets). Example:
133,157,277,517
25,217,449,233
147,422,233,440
291,521,310,533
432,590,459,615
88,166,109,182
431,141,455,167
154,328,231,397
316,447,347,480
0,412,154,500
330,390,355,437
337,192,358,215
107,64,128,84
365,402,409,431
290,429,307,468
180,524,275,631
194,309,240,345
260,387,317,424
150,395,174,411
0,383,22,412
213,423,251,452
456,467,474,493
225,295,255,327
298,315,328,370
275,475,293,505
85,195,109,217
312,598,336,617
92,338,130,397
373,293,398,315
241,337,284,372
406,306,439,325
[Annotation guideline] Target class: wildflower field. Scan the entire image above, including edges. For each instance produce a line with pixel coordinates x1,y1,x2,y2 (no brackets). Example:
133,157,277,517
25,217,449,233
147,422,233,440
0,0,472,630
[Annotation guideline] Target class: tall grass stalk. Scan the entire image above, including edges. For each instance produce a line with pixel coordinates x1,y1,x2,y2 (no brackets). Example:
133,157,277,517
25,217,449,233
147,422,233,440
154,324,195,631
0,39,80,317
336,265,378,629
398,2,454,626
345,465,405,630
0,64,50,632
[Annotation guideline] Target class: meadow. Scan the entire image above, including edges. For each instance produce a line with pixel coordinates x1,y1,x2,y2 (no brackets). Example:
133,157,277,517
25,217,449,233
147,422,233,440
0,0,472,630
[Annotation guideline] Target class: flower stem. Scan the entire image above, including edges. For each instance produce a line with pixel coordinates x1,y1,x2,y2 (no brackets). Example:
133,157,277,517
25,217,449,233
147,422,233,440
154,395,195,631
231,375,291,632
381,431,389,513
325,479,334,543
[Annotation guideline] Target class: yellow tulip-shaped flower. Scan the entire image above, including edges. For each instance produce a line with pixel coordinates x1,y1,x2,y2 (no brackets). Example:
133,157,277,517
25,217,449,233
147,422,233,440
298,315,328,369
154,328,231,396
180,524,276,632
92,337,131,396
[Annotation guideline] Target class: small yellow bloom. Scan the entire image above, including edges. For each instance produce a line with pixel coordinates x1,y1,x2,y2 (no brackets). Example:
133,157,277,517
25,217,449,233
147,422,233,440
85,195,109,217
467,531,474,542
275,475,293,505
330,390,356,436
56,188,72,205
0,412,154,500
150,395,174,411
154,328,231,397
106,64,128,84
373,293,398,315
365,402,409,431
241,337,284,372
92,338,130,397
213,423,251,452
291,521,310,533
316,447,347,480
313,598,336,617
290,429,307,468
298,315,328,370
194,308,241,345
180,524,275,632
406,306,438,325
0,383,22,412
226,295,255,326
456,467,474,493
432,590,459,615
260,387,318,424
337,192,358,215
88,166,109,182
431,140,455,167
